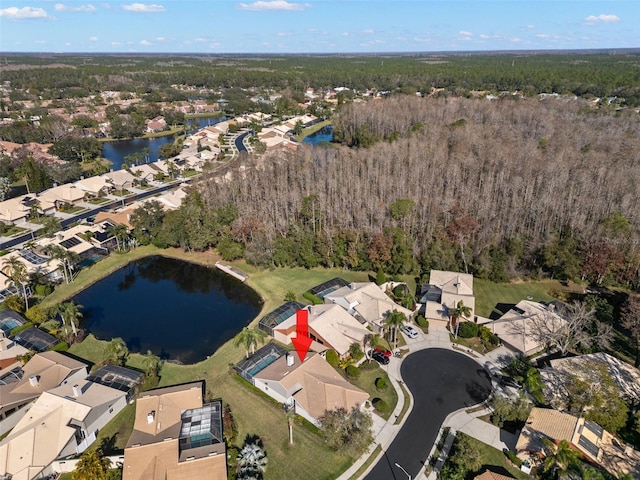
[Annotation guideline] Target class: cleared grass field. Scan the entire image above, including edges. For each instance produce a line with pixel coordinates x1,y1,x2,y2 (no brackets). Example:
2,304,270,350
474,278,558,318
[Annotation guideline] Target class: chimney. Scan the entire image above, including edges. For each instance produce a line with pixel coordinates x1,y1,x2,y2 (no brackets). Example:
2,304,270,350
29,375,39,386
72,384,82,397
147,411,156,424
286,353,294,367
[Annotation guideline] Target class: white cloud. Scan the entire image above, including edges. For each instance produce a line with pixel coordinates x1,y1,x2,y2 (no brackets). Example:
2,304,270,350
139,39,152,45
238,1,311,11
155,36,165,41
111,41,122,46
360,29,374,35
89,36,98,41
122,3,165,12
413,36,431,43
459,30,473,37
54,3,96,12
0,6,50,20
276,32,292,37
584,14,620,25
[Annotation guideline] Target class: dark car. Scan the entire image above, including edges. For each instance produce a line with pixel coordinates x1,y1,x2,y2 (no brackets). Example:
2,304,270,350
373,347,393,358
372,351,390,365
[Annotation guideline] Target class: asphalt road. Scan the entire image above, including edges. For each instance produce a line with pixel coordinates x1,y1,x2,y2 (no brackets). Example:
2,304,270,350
365,348,492,480
235,131,250,152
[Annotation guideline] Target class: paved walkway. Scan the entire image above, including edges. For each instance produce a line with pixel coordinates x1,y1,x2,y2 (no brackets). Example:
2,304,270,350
338,325,518,480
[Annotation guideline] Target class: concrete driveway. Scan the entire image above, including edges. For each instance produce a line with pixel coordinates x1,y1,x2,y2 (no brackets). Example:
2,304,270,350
364,348,492,480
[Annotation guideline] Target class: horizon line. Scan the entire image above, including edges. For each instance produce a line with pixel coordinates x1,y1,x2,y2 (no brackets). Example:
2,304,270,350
1,47,640,57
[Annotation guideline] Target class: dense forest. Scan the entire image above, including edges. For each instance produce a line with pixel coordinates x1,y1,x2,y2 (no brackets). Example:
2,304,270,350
128,95,640,291
2,51,640,105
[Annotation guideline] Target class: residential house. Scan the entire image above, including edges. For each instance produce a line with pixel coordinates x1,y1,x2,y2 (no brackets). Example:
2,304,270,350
74,176,113,198
36,225,96,257
37,184,86,210
0,194,40,225
0,378,128,480
130,163,162,183
122,381,227,480
420,270,475,327
474,471,515,480
145,116,167,133
0,249,63,292
102,170,137,191
0,333,28,372
272,304,370,358
324,282,413,333
516,407,640,478
0,351,88,436
483,301,566,356
251,352,369,424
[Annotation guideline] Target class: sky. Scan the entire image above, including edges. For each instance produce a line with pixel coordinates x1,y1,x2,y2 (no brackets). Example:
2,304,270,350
0,0,638,54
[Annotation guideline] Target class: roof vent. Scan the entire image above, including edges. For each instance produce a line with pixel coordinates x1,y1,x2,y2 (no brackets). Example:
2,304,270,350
72,384,82,396
29,375,39,387
286,353,294,367
147,410,155,424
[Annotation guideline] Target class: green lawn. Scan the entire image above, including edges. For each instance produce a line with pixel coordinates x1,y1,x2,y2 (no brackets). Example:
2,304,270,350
473,278,558,318
60,206,87,214
294,120,332,142
5,226,29,237
469,435,530,480
337,365,398,420
87,197,112,205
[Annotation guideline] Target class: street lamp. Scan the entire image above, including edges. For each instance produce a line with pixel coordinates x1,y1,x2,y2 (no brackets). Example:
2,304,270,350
394,462,411,480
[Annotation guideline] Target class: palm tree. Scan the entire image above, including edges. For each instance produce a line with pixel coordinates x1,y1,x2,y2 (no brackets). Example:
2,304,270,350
449,300,472,338
44,245,73,284
233,327,268,358
2,256,29,310
62,301,83,337
72,447,111,480
363,333,382,360
143,350,163,378
542,439,581,478
105,337,129,365
383,309,407,349
107,223,128,252
237,443,268,479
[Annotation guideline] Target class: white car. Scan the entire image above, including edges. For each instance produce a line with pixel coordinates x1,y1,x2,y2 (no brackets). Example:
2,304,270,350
400,324,419,339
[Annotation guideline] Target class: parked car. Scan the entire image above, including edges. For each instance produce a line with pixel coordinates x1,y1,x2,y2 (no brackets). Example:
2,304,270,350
373,347,392,358
372,351,390,365
400,324,419,339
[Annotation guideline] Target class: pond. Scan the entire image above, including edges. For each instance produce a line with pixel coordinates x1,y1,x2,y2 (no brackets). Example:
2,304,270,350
101,115,226,170
303,125,334,145
73,255,263,364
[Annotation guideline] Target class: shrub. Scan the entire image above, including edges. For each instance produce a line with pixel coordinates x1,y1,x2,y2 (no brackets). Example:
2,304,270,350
10,322,33,336
479,325,500,346
345,365,361,378
416,315,429,330
360,359,379,371
457,321,479,338
302,291,323,305
325,349,340,367
51,341,69,352
372,398,389,413
505,449,523,467
375,377,387,391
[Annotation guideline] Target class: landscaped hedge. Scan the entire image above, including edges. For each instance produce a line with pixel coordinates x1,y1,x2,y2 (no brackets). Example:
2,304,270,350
345,365,361,378
372,398,389,413
51,341,69,352
325,349,340,367
375,377,387,391
303,291,323,305
416,315,429,331
10,322,33,336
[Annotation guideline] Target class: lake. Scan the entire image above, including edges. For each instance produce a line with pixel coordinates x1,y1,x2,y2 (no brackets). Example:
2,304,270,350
101,115,225,170
73,256,263,364
303,125,334,145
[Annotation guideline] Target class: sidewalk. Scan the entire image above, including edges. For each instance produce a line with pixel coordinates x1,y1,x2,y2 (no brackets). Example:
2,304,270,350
343,325,517,480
